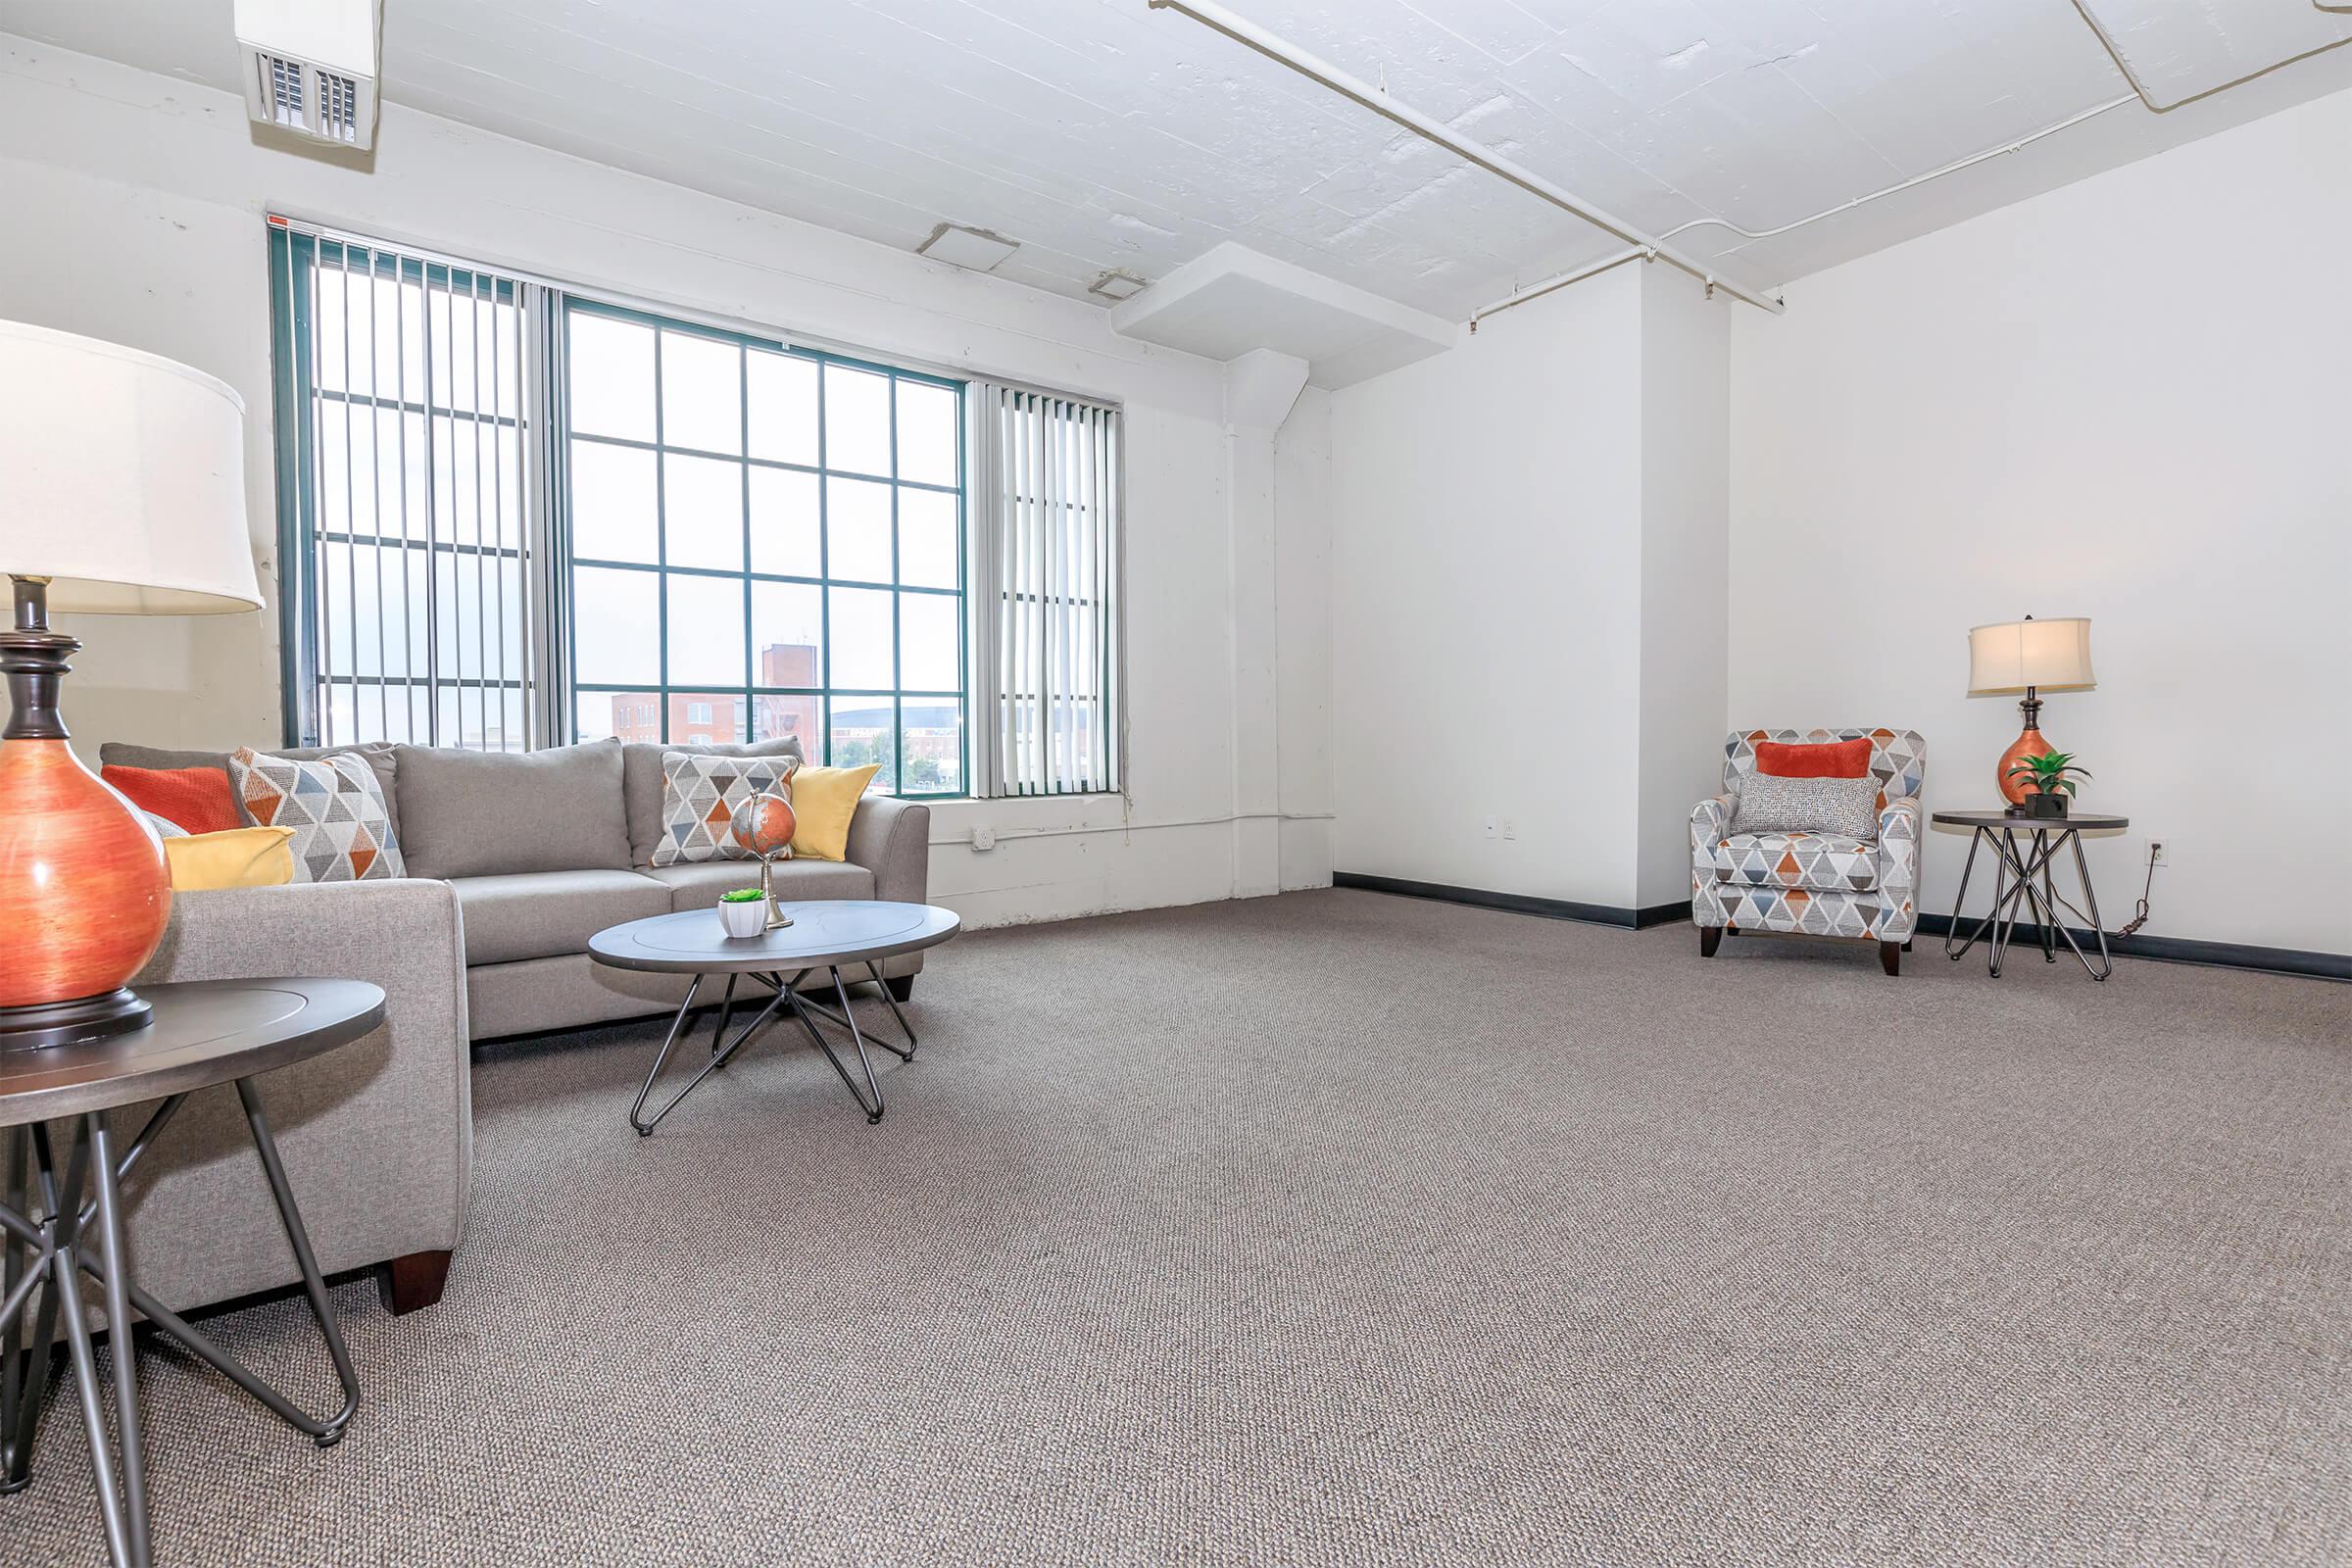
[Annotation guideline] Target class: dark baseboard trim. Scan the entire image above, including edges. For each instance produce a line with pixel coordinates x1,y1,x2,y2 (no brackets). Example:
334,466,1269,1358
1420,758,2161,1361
1333,873,1689,931
1333,874,2346,981
1912,913,2348,982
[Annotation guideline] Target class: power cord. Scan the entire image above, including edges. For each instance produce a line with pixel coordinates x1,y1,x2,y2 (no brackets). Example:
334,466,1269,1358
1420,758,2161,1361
2116,842,2161,938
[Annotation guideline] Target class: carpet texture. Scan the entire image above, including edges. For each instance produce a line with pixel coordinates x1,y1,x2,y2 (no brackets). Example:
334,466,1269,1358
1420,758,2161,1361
4,890,2348,1565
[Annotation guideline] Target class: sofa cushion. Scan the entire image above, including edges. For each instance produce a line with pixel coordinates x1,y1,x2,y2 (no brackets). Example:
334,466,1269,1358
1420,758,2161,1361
1707,831,1879,892
396,739,629,879
101,741,402,839
450,868,671,966
642,858,874,912
623,738,805,867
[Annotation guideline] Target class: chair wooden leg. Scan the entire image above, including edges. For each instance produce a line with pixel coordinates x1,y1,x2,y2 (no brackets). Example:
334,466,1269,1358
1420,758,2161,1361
884,974,914,1003
1698,927,1722,958
377,1250,453,1315
1879,941,1901,977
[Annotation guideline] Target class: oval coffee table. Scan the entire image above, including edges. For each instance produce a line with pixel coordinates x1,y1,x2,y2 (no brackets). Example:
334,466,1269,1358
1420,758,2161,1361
0,977,382,1568
591,901,960,1133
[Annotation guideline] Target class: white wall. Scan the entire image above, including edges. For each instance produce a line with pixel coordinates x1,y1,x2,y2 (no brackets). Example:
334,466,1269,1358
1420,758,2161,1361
0,36,1332,928
1635,264,1730,911
1732,86,2352,955
1274,385,1336,892
1330,265,1648,907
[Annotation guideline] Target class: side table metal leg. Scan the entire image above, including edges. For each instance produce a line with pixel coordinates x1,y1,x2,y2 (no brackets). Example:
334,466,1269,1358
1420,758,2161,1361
1942,828,1991,960
2037,831,2059,963
1,1127,26,1492
2069,832,2116,982
234,1081,360,1445
87,1112,151,1563
33,1123,134,1568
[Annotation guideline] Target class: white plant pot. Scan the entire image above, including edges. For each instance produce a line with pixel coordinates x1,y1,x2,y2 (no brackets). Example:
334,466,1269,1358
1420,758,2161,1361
716,897,768,939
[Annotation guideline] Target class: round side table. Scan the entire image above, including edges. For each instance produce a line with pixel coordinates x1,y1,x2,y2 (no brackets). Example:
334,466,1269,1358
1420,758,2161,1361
0,976,384,1568
1934,809,2128,981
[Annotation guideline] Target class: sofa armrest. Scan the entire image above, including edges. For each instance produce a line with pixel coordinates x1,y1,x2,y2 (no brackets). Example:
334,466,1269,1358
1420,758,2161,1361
1691,793,1736,852
843,796,932,906
1875,796,1922,896
125,878,472,1313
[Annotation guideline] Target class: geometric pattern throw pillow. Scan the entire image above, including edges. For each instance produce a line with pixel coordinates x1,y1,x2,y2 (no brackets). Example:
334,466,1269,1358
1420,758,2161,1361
652,751,800,868
228,747,406,883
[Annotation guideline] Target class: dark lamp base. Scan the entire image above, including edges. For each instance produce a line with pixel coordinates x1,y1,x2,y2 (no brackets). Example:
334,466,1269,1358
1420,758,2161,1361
0,987,153,1052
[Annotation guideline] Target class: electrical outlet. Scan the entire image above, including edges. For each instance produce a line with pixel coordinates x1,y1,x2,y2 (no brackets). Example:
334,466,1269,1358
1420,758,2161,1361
970,825,997,853
2148,840,2165,866
1501,817,1518,841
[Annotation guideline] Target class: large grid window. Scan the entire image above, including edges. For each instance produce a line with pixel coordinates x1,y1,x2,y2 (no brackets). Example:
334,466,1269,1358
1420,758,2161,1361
564,302,965,797
270,219,1115,801
269,225,535,750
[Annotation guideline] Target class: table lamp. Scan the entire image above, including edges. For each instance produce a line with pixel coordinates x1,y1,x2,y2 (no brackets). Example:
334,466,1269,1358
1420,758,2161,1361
1967,615,2095,808
0,319,263,1049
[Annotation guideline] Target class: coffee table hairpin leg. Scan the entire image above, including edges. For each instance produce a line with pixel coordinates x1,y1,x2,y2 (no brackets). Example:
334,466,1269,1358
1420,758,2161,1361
631,964,917,1135
2,1087,362,1568
1941,824,2114,982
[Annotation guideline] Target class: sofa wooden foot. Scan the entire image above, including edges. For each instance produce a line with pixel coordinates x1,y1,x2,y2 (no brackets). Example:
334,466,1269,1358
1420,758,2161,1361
377,1249,453,1315
884,974,914,1003
1698,928,1722,958
1879,941,1901,977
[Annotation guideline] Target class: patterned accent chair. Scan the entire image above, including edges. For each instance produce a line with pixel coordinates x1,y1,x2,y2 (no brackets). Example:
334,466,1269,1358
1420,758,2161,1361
1691,728,1927,974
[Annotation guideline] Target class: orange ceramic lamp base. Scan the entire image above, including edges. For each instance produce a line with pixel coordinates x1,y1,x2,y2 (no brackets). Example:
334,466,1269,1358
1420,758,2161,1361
1996,722,2052,808
0,598,172,1050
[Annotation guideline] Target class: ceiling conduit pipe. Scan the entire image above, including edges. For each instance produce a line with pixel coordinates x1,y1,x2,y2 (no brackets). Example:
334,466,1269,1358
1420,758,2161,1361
1145,0,1788,317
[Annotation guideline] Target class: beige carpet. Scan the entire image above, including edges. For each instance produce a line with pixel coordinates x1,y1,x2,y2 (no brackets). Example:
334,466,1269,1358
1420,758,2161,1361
5,890,2348,1565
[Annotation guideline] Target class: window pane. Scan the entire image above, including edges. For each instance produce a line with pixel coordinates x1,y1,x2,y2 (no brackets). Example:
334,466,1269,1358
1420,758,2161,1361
826,476,893,584
747,348,818,467
756,692,822,751
896,380,957,487
671,690,747,744
828,698,896,792
663,453,745,572
569,440,659,564
827,586,894,689
748,466,820,578
899,486,957,589
751,581,823,688
666,574,746,686
900,592,958,692
567,313,656,442
823,365,891,477
660,330,742,456
902,700,962,795
573,566,659,685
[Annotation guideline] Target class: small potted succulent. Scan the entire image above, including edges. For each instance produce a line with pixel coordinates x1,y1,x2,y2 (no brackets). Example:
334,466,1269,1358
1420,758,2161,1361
716,887,770,939
2006,751,2089,819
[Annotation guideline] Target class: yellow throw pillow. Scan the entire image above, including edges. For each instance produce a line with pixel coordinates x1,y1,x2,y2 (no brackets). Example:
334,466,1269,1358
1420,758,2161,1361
163,826,297,891
788,763,882,862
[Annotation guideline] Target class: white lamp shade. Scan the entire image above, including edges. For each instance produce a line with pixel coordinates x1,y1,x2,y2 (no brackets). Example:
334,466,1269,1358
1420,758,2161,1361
0,318,262,615
1967,616,2094,696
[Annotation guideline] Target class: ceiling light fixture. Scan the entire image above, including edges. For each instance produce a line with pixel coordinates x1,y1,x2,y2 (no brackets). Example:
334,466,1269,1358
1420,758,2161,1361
1088,270,1149,302
915,223,1021,274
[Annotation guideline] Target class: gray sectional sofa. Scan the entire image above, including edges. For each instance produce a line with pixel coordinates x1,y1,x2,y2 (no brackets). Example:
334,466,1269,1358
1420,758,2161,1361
103,733,932,1322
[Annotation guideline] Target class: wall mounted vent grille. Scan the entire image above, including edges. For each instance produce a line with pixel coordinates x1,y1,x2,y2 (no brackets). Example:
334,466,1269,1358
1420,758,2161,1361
261,53,304,127
318,72,360,142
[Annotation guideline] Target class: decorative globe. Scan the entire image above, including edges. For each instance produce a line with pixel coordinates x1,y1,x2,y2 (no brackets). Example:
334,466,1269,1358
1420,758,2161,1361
729,791,797,860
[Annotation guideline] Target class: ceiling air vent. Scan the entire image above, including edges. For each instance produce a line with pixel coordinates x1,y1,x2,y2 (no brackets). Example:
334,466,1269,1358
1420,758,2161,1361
234,0,382,151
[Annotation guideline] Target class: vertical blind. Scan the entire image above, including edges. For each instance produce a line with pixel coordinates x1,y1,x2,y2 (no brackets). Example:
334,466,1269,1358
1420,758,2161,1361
968,385,1122,797
270,220,541,751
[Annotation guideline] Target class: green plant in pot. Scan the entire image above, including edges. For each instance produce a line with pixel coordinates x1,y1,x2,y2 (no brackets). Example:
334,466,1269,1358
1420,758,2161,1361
716,887,770,939
2006,751,2089,819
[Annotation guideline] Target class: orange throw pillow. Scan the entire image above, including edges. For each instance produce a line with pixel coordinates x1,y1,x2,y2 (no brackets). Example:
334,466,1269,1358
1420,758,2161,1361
101,763,242,834
1753,737,1871,779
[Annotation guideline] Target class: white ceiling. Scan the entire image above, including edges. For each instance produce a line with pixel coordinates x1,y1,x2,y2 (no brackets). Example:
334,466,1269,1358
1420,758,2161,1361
3,0,2349,320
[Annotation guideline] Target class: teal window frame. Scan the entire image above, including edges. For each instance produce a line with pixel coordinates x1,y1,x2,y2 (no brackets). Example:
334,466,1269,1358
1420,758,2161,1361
558,297,969,800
